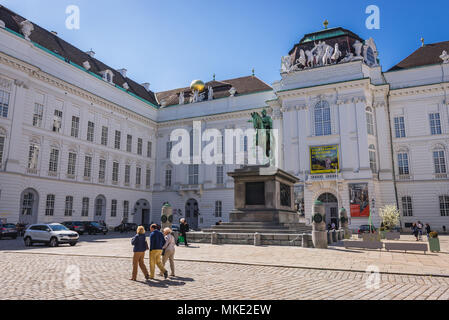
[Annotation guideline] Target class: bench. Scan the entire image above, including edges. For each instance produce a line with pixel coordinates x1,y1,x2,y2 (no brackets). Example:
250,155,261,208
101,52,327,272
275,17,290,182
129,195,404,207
343,240,383,250
384,242,428,254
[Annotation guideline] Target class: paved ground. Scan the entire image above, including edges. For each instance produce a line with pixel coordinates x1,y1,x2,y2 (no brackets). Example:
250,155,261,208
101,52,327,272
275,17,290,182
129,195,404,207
1,233,449,300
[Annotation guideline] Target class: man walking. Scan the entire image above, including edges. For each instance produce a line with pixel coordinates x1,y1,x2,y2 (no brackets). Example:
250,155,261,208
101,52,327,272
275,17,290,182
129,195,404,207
149,224,168,279
177,218,189,246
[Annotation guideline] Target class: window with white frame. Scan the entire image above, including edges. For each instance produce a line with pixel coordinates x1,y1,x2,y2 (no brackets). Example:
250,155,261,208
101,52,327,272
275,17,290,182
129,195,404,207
0,136,5,167
368,145,377,173
87,121,95,142
49,148,59,172
95,198,103,216
366,108,375,135
440,195,449,216
99,159,106,181
166,141,173,159
33,103,44,127
216,165,224,184
314,101,331,136
429,113,442,135
394,116,406,138
81,197,89,216
0,89,10,118
433,149,447,174
136,166,142,186
147,141,152,158
397,152,409,175
137,138,143,155
45,194,55,216
165,168,172,187
126,134,132,152
146,168,151,188
64,196,73,216
111,199,117,217
124,164,131,185
71,116,80,138
123,200,129,219
27,144,39,170
84,155,92,178
67,152,77,176
114,131,121,149
52,110,62,132
188,164,199,184
215,201,222,217
401,196,413,216
101,126,108,146
112,161,119,183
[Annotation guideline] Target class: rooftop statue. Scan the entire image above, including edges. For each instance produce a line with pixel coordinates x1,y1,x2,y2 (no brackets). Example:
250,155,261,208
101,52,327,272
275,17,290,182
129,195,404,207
440,50,449,64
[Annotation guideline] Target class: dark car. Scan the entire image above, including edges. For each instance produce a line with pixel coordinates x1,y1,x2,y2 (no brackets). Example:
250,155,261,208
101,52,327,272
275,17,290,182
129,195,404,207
82,221,108,235
171,224,180,232
114,223,137,232
358,224,377,234
62,221,86,235
0,223,18,239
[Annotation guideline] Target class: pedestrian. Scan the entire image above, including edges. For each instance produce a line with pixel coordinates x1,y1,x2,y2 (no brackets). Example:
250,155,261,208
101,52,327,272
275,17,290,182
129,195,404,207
161,227,176,277
443,225,447,233
149,224,168,279
130,226,150,281
331,222,336,230
412,223,419,241
177,218,189,246
425,223,431,238
417,221,423,240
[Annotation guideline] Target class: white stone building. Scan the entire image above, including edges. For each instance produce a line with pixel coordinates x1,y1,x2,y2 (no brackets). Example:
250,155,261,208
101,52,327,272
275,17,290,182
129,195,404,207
0,6,448,231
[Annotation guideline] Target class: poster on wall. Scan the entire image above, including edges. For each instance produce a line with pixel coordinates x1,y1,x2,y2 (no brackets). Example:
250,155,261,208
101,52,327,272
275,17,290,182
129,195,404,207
310,145,339,174
349,183,370,217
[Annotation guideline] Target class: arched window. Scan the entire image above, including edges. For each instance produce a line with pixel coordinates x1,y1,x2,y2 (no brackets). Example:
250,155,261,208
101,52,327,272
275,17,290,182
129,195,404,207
369,144,377,173
314,101,331,136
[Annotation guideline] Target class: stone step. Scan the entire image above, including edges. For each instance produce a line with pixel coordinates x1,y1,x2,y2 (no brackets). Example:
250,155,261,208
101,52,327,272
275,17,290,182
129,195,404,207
200,228,311,234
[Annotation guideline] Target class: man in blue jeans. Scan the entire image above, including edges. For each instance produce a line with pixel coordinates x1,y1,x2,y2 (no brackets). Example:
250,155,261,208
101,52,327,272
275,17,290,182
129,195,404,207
149,224,167,279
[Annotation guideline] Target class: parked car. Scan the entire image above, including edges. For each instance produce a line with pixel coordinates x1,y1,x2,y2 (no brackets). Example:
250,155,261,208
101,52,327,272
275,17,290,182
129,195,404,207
0,223,18,239
114,223,137,232
82,221,108,235
15,223,28,237
357,224,377,234
62,221,86,235
171,224,180,232
23,223,79,247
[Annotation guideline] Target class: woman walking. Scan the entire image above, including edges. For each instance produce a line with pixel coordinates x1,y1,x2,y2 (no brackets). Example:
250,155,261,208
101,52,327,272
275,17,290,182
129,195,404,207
130,226,150,281
162,227,176,277
412,223,419,241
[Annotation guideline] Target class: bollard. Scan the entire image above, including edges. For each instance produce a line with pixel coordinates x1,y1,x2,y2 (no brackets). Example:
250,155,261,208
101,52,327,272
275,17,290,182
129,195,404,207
301,234,309,248
211,232,218,245
254,232,261,246
327,231,332,244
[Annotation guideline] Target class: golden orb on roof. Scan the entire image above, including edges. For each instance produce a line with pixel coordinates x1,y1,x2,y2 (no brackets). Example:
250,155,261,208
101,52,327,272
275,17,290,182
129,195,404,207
190,79,205,92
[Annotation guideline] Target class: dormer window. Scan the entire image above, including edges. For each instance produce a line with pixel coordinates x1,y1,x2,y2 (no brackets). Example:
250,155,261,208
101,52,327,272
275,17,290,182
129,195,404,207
101,70,114,84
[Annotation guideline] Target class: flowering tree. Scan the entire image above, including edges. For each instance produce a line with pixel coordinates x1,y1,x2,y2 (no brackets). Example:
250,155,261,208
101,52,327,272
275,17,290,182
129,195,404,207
379,205,400,230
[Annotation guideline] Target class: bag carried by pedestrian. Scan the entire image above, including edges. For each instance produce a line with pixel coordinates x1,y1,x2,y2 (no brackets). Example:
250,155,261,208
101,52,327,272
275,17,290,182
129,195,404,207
178,235,185,243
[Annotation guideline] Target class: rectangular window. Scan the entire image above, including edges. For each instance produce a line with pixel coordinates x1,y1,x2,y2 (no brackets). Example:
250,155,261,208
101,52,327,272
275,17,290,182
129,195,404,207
146,168,151,188
123,201,129,220
217,165,224,184
429,113,442,135
87,121,95,142
27,144,39,170
101,126,108,146
111,199,117,217
53,110,62,132
114,131,121,149
112,161,119,183
124,164,131,185
136,167,141,186
369,150,377,173
71,116,80,138
215,201,222,217
0,89,10,118
188,164,199,185
64,196,73,216
84,156,92,178
165,169,172,187
49,148,59,172
99,159,106,181
67,152,77,176
440,195,449,216
0,136,4,167
45,194,55,216
126,134,132,152
398,153,409,175
82,197,89,216
433,150,447,174
366,112,374,135
166,141,173,159
147,141,152,158
394,116,406,138
401,196,413,216
137,138,143,155
33,103,44,127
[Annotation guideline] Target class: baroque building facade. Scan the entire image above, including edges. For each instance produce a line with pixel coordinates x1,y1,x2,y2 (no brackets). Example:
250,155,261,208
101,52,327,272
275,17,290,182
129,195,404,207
0,6,448,231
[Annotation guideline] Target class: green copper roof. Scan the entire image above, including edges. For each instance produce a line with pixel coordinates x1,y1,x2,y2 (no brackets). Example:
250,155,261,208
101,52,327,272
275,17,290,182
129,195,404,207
300,28,347,44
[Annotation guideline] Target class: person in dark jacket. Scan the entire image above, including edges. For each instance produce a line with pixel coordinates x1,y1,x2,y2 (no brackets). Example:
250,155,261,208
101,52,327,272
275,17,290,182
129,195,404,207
177,218,189,246
149,224,167,279
130,226,150,281
425,223,431,238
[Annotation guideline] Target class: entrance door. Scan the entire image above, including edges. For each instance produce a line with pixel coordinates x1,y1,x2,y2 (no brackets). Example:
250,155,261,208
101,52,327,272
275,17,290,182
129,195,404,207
317,193,338,229
185,199,199,230
141,209,150,226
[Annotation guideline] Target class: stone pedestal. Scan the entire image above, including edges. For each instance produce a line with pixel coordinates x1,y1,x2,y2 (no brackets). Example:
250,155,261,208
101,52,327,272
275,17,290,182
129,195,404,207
312,200,328,249
339,207,350,239
161,203,173,230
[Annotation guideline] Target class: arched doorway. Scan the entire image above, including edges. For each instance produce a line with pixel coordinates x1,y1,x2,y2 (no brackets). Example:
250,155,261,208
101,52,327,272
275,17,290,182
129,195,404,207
133,199,150,226
185,198,199,230
94,195,106,222
317,192,338,228
20,188,39,224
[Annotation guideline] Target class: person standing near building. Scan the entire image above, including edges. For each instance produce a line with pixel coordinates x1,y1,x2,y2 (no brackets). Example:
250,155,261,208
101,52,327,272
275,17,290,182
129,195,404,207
425,223,431,238
412,223,419,241
130,226,150,281
417,221,423,240
149,224,168,279
177,218,189,246
161,227,176,277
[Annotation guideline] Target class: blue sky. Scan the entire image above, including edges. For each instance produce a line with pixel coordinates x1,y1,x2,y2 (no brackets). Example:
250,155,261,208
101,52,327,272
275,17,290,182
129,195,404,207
2,0,449,92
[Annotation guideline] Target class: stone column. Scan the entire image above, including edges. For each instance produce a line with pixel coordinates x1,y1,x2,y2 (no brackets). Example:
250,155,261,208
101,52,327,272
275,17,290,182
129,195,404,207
161,202,173,230
339,207,351,239
311,200,328,249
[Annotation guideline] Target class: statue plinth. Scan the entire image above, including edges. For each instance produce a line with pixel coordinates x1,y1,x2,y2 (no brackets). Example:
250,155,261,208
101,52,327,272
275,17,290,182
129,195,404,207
228,165,299,224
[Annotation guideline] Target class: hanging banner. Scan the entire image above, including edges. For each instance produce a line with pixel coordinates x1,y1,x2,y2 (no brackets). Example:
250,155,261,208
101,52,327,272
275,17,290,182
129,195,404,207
349,183,370,217
310,145,339,174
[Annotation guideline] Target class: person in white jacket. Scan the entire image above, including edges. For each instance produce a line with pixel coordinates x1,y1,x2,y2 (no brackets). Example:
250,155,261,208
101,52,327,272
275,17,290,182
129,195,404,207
161,227,176,277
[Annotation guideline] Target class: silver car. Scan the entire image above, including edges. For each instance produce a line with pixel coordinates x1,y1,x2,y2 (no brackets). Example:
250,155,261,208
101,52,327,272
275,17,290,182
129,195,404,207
24,223,79,247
